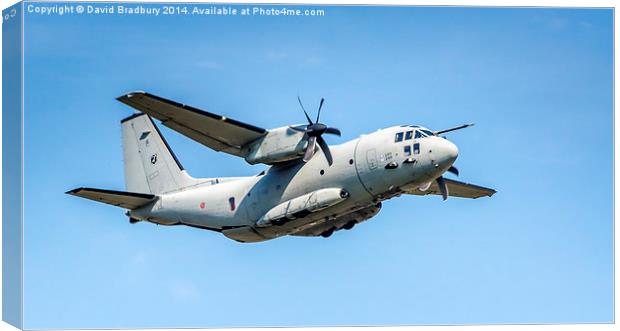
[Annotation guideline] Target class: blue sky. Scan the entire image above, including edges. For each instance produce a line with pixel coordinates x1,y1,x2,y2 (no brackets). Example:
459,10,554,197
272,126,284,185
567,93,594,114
21,4,612,328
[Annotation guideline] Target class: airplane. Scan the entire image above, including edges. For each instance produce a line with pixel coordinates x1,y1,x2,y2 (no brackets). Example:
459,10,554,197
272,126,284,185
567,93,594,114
67,91,496,243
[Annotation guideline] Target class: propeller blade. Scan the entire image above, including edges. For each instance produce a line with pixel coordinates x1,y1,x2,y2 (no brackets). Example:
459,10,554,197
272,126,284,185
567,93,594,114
303,136,316,162
316,98,325,123
297,96,314,124
316,136,334,166
289,125,310,133
434,123,475,135
325,127,341,136
447,166,459,176
436,176,449,201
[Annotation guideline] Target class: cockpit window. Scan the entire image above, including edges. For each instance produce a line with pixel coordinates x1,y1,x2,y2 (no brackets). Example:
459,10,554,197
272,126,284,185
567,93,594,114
413,143,420,154
404,145,412,156
421,129,434,136
395,132,404,142
405,131,413,140
414,129,435,139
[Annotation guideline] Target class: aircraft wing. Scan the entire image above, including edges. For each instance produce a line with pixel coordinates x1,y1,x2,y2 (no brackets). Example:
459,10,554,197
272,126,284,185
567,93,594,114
66,187,156,209
405,178,496,199
117,91,267,157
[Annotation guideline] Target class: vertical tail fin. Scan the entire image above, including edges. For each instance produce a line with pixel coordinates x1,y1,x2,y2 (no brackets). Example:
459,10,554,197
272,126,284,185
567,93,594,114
121,113,197,194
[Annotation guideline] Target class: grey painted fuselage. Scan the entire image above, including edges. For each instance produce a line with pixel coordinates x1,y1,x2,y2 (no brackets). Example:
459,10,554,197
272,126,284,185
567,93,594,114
130,125,458,242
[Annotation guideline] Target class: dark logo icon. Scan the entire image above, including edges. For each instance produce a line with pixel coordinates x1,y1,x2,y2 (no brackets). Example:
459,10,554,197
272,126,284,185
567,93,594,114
150,154,158,164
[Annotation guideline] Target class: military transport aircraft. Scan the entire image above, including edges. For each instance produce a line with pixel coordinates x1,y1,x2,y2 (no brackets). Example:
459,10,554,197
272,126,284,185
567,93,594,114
67,92,495,243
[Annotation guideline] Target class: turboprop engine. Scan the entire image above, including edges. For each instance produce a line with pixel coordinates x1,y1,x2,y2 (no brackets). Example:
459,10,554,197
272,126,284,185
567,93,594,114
243,97,341,165
243,126,307,164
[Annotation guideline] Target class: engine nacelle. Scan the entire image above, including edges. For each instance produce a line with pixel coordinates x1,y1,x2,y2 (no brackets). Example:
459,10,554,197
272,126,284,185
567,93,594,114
243,126,307,164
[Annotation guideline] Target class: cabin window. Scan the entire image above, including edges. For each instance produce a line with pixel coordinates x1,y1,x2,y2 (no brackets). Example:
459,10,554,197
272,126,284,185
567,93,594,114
404,145,411,156
405,130,413,140
229,197,236,211
395,132,404,142
413,143,420,155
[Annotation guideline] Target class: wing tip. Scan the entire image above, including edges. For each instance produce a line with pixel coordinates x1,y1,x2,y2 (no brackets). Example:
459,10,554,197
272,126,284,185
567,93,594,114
117,90,146,99
65,187,84,195
116,90,147,105
484,189,497,198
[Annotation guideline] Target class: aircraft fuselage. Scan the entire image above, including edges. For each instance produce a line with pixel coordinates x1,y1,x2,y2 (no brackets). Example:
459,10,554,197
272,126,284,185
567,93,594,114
129,125,458,242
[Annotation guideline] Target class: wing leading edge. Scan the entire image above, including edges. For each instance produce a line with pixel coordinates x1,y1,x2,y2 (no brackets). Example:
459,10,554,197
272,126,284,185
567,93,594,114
117,91,267,157
405,178,496,199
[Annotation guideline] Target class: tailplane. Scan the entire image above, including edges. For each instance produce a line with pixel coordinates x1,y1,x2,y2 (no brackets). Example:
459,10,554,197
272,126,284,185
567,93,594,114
66,187,155,209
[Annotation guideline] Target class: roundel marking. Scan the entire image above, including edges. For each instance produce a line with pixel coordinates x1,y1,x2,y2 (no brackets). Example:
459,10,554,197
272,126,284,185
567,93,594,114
199,202,206,209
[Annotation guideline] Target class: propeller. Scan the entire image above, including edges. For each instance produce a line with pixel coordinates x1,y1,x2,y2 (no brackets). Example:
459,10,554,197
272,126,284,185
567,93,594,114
436,176,449,201
291,97,341,166
437,166,459,200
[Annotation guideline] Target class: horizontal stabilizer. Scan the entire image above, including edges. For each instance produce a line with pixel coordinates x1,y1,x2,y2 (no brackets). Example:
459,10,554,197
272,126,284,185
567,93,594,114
66,187,156,209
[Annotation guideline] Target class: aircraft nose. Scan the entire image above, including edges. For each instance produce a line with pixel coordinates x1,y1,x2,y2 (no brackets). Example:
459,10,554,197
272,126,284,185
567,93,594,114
439,139,458,166
445,140,458,161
